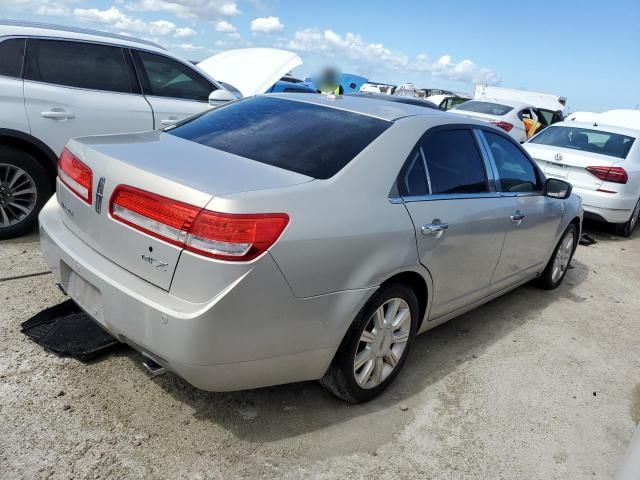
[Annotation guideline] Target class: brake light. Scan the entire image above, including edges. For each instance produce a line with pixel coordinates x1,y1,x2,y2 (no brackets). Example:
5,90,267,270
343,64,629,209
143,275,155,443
110,185,289,261
58,148,93,204
490,121,514,132
586,166,628,184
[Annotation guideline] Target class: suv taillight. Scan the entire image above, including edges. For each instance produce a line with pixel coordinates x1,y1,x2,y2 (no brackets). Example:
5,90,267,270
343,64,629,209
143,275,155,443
586,166,628,184
58,148,93,204
110,185,289,261
490,120,514,132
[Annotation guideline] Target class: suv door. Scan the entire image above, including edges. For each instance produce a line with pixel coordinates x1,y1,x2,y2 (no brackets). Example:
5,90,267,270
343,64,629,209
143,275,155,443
479,129,562,292
132,49,217,128
400,127,507,319
23,39,153,156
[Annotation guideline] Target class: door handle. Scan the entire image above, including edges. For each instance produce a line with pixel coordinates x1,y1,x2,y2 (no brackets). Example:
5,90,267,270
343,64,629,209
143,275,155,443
510,212,526,224
421,223,449,235
41,109,74,120
160,117,179,126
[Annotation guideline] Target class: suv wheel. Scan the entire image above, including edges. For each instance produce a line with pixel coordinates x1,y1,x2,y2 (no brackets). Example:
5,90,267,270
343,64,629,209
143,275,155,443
0,145,52,239
320,282,419,403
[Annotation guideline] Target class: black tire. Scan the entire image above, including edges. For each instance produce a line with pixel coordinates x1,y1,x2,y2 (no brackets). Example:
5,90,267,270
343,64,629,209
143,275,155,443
0,145,52,239
320,282,419,403
614,197,640,237
536,223,578,290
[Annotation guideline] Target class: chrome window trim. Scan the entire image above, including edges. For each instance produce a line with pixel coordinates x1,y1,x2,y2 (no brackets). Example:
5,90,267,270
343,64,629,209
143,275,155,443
419,147,433,194
402,192,501,203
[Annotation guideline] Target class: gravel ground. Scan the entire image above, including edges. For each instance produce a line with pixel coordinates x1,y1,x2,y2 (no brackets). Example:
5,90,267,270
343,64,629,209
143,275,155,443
1,222,639,480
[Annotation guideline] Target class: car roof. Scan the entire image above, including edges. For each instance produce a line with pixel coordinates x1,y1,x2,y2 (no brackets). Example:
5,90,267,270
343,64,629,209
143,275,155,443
464,98,533,109
549,120,640,137
0,19,166,51
348,92,439,109
268,92,448,122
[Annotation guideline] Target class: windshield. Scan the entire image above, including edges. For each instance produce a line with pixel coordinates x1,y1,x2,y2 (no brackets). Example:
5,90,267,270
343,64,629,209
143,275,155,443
529,126,635,159
168,96,391,179
454,101,513,116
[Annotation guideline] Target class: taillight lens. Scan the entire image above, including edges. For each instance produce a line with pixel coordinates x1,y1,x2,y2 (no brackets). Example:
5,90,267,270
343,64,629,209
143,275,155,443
110,185,289,261
586,166,628,184
58,148,93,204
490,120,514,132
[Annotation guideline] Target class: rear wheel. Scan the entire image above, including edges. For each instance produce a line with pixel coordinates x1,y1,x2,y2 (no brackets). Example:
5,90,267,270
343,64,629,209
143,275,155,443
614,197,640,237
320,283,419,403
0,146,52,239
536,224,577,290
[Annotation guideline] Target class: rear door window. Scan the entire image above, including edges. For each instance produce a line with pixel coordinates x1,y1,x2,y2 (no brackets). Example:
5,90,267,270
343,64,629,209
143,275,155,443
0,38,25,78
133,50,214,102
421,129,488,194
168,96,391,179
484,131,541,192
24,39,136,93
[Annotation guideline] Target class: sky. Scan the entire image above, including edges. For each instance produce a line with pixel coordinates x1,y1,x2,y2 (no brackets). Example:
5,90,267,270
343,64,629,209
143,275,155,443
2,0,639,112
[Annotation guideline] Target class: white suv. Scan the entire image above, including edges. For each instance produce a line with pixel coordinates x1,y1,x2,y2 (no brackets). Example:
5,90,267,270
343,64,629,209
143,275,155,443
0,20,236,238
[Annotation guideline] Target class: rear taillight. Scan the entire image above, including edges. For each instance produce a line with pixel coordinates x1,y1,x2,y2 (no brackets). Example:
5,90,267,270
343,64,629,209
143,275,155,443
58,148,93,204
586,166,628,184
110,185,289,261
490,121,514,132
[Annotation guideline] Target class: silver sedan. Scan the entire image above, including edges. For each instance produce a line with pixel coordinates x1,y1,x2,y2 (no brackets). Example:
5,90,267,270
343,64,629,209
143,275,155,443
39,94,582,402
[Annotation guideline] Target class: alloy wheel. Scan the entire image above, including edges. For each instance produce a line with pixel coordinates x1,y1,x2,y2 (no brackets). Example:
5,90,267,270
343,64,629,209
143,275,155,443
630,198,640,231
353,298,412,389
551,231,574,284
0,163,38,228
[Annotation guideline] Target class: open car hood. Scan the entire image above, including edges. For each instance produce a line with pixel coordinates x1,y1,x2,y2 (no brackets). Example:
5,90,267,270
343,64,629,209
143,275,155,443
197,48,302,98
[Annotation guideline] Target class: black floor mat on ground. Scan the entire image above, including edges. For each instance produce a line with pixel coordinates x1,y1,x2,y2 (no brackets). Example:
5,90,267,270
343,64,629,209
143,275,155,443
21,299,119,361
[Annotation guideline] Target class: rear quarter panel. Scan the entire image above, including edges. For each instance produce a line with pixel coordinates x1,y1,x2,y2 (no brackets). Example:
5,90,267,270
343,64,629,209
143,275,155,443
213,115,453,299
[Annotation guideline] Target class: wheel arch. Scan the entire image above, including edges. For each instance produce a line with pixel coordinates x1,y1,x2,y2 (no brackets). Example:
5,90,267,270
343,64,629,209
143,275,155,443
0,129,58,187
379,268,432,331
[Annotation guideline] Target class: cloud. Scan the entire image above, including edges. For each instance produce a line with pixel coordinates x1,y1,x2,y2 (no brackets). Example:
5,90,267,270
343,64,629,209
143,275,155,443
73,6,196,39
0,0,70,16
175,27,197,38
215,20,236,33
126,0,240,20
286,28,500,85
250,16,284,34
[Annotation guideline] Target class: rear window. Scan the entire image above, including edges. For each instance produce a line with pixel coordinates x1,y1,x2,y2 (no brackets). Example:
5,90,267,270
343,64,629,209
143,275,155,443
529,126,635,159
454,101,513,116
168,96,391,179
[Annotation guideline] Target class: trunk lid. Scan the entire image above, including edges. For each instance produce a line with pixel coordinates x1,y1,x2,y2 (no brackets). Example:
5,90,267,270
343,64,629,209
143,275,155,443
59,131,311,290
524,143,622,190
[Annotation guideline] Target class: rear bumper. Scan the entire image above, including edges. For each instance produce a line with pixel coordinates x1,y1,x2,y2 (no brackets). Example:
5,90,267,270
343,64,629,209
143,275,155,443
574,187,637,224
39,197,373,391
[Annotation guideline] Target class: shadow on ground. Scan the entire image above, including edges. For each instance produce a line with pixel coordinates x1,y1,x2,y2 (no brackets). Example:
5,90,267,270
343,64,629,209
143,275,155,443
101,256,593,446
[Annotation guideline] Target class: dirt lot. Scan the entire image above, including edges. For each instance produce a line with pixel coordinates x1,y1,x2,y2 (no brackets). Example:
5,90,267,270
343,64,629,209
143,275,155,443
1,222,639,480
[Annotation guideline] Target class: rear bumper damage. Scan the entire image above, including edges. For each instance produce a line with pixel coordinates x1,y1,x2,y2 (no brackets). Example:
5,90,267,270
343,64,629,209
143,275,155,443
39,197,373,391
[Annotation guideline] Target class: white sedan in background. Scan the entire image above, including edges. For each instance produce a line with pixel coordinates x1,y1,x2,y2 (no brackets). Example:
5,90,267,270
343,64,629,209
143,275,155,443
450,99,542,143
524,121,640,236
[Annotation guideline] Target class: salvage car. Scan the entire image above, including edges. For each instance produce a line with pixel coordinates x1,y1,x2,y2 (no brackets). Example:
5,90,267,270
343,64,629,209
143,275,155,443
524,121,639,235
39,94,582,402
451,99,549,143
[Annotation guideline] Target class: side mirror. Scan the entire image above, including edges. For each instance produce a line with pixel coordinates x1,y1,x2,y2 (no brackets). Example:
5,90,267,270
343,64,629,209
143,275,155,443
208,89,236,105
544,178,572,199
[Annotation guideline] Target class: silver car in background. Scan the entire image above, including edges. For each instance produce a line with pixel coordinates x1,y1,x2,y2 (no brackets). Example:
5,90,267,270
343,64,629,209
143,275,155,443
39,94,582,402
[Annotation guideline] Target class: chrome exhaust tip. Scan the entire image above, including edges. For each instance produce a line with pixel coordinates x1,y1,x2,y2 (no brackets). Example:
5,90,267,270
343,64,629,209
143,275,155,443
142,356,167,378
